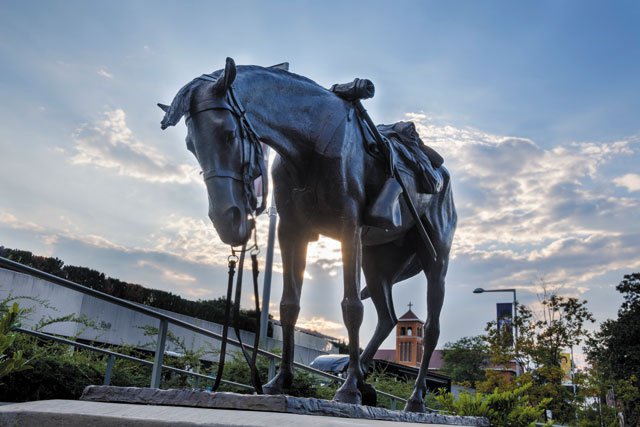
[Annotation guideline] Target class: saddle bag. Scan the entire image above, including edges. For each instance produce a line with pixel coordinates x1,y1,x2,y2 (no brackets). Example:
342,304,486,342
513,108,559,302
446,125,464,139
366,177,403,229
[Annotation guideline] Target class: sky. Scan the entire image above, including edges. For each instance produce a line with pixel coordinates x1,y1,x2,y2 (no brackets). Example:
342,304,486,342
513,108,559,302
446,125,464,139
1,1,639,359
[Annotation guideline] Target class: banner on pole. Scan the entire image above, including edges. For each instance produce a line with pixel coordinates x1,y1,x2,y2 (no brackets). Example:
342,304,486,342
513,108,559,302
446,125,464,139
496,302,514,346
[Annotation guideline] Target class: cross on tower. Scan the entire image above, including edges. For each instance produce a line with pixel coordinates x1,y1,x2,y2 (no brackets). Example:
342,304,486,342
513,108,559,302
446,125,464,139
408,302,413,311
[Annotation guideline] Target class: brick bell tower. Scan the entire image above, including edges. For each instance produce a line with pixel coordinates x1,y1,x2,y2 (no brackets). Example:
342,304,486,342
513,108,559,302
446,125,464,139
395,302,424,367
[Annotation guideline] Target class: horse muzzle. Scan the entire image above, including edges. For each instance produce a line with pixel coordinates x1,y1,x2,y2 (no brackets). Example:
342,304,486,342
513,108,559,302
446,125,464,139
209,206,251,247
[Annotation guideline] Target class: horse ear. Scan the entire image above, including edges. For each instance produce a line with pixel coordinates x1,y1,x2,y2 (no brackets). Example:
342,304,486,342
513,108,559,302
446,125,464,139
269,62,289,71
157,103,170,113
213,57,237,95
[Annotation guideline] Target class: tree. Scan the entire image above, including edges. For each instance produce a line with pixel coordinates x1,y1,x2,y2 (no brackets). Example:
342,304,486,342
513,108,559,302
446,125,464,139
483,291,594,424
441,336,488,387
586,273,640,426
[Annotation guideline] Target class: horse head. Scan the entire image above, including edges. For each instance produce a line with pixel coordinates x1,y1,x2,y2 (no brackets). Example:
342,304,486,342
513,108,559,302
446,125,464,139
159,57,263,247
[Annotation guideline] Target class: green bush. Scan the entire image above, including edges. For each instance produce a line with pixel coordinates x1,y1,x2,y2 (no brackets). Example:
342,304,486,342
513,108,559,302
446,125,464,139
0,338,103,401
435,382,551,427
0,302,31,380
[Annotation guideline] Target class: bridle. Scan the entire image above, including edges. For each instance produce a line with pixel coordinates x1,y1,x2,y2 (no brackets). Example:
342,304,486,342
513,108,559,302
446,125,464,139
187,74,268,217
186,74,267,394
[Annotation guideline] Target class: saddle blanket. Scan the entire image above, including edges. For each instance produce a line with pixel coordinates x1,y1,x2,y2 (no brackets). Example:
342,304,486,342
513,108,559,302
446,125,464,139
377,121,444,194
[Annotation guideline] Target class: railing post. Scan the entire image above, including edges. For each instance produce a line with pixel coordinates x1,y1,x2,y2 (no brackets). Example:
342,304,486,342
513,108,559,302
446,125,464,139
268,357,276,381
390,397,397,411
194,376,200,389
150,318,168,388
104,354,116,385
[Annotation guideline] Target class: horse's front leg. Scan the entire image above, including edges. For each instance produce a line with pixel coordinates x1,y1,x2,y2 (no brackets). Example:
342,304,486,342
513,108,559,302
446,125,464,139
262,225,308,395
333,224,365,405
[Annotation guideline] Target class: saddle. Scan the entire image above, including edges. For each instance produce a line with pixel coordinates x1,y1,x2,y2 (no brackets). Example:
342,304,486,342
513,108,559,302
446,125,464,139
377,121,444,194
330,79,444,195
331,79,440,259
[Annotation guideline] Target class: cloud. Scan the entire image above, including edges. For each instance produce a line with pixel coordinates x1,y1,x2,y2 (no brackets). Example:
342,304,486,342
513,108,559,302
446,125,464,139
614,173,640,192
406,113,640,292
70,108,198,184
149,214,234,266
136,260,196,283
96,68,113,79
294,315,346,339
0,211,44,232
1,209,132,255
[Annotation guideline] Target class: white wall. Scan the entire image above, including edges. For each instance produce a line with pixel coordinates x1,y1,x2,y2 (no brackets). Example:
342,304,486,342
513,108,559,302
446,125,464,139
0,267,336,365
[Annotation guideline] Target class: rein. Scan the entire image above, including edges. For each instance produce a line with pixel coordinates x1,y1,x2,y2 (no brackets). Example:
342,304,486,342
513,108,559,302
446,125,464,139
211,219,264,394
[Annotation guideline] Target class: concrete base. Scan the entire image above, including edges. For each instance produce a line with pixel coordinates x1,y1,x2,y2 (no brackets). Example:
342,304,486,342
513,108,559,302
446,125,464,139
79,386,488,426
0,400,477,427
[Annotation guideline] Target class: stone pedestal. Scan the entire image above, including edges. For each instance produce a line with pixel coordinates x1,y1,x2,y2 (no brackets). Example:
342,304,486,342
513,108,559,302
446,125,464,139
75,385,489,426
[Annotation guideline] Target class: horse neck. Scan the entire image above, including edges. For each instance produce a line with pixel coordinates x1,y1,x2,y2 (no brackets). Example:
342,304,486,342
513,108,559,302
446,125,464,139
237,71,348,165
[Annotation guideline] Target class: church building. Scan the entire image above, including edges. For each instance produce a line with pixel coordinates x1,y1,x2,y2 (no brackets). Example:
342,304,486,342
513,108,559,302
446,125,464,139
373,302,446,371
395,302,424,367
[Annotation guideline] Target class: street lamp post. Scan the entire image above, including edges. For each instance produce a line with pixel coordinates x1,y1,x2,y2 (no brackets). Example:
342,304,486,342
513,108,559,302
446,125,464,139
473,287,520,376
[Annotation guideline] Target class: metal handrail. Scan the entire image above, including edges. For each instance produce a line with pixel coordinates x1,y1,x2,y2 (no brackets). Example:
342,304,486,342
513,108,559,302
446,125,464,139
0,256,407,406
15,327,253,390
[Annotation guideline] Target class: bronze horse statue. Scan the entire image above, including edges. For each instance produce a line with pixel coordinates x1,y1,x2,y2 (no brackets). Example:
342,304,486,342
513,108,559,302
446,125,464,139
159,58,456,412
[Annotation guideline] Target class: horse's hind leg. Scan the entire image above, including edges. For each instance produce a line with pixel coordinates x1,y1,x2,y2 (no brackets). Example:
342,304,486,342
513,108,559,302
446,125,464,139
360,242,414,369
405,251,449,412
262,225,308,395
358,243,412,406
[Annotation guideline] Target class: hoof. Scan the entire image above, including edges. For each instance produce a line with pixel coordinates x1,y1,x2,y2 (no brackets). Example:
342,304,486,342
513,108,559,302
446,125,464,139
404,398,425,413
359,383,377,407
262,382,281,395
262,372,292,395
333,387,362,405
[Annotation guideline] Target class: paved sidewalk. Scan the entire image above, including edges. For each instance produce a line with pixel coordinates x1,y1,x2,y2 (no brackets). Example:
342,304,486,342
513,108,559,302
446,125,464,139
0,400,470,426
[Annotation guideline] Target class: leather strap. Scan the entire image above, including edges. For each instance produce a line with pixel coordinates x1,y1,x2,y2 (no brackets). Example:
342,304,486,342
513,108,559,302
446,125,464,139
202,168,244,182
231,247,264,393
211,255,238,391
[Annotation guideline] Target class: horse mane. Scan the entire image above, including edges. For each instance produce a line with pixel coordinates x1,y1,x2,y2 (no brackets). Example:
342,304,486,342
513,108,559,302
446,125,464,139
160,65,326,129
160,70,223,129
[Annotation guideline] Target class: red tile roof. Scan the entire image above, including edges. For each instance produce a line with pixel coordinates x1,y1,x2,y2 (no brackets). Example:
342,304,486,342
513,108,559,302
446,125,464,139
398,309,422,322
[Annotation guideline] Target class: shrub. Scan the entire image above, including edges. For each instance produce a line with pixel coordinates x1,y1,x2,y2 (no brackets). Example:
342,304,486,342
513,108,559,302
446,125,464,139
435,382,551,427
0,302,31,380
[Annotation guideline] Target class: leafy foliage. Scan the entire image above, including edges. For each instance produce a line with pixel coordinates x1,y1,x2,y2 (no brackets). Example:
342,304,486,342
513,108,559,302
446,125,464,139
585,272,640,426
0,302,31,380
441,336,488,387
436,382,551,427
480,289,595,424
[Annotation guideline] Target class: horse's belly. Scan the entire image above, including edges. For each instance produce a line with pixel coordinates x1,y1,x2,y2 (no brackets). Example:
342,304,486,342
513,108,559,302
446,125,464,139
361,226,407,246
